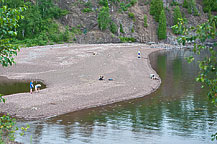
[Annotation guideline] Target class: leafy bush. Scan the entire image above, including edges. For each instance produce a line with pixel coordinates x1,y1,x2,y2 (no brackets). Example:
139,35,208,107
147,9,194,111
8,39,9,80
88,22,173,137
202,0,217,12
144,14,148,27
110,22,118,34
120,23,125,33
130,0,137,6
131,27,135,33
98,6,111,30
170,1,179,6
82,8,93,13
99,0,109,7
120,2,132,11
119,37,136,42
173,6,182,25
183,0,188,8
128,12,135,21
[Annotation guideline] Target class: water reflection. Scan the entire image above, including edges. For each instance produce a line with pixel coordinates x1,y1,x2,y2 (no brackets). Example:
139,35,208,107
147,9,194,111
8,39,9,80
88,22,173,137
16,49,216,144
0,77,46,95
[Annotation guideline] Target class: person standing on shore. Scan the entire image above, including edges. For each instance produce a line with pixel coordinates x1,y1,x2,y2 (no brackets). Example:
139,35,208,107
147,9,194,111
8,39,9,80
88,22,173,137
30,80,34,94
138,51,141,58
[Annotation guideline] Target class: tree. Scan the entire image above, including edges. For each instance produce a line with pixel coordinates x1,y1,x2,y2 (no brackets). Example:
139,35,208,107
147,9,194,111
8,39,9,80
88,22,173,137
202,0,217,12
98,6,110,31
150,0,163,22
150,0,155,15
173,6,182,25
0,2,25,67
183,0,188,8
172,16,217,140
158,9,167,40
0,1,29,143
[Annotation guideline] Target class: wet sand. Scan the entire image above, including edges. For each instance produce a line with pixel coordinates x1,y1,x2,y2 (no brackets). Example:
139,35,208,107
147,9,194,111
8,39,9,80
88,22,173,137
0,44,162,120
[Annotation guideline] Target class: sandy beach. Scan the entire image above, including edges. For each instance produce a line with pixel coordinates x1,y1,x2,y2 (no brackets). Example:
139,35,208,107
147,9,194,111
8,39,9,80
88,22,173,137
0,44,162,120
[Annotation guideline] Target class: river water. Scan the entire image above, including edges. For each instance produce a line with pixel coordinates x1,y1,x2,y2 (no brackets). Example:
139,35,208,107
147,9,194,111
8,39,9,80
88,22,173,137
16,49,216,144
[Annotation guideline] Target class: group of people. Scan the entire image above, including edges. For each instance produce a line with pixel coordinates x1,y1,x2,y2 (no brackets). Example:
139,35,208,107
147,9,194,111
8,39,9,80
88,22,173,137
30,80,41,94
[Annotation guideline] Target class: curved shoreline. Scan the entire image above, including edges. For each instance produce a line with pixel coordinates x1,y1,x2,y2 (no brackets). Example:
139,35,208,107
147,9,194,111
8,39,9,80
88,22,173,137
0,44,163,120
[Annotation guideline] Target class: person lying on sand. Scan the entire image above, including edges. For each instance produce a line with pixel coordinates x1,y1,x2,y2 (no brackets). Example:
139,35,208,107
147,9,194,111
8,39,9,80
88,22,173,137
99,75,104,80
150,74,159,80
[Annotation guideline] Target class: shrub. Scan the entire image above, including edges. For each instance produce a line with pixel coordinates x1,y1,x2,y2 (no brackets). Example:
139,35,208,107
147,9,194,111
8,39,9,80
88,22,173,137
119,37,136,42
170,1,179,6
110,22,118,34
131,27,135,33
99,0,109,7
120,23,124,33
203,0,217,12
173,6,182,25
120,2,132,11
128,12,135,21
183,0,188,8
144,14,148,27
82,8,93,13
62,27,70,42
130,0,137,6
98,7,111,31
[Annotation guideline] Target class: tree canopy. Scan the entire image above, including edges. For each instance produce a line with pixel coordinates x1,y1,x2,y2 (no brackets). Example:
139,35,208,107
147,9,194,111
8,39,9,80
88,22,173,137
0,1,25,67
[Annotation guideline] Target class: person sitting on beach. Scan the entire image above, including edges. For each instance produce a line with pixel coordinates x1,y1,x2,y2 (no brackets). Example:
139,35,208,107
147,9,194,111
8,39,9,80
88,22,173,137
30,80,34,94
150,74,159,80
35,84,41,92
99,75,104,80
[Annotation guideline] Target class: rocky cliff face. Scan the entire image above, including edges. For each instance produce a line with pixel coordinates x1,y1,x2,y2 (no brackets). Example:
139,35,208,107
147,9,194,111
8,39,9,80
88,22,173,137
54,0,208,44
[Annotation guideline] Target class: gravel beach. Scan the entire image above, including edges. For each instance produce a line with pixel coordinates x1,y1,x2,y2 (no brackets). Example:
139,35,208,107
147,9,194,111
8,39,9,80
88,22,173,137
0,44,162,120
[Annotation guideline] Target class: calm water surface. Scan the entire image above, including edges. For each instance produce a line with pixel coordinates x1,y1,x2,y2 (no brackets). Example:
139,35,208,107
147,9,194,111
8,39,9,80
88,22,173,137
0,77,46,95
16,49,217,144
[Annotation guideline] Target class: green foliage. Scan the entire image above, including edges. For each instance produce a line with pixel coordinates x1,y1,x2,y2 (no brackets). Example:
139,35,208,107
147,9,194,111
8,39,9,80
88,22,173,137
98,6,111,31
82,8,93,13
150,0,164,22
130,0,137,6
172,16,217,105
120,23,125,33
128,12,135,21
0,114,30,143
173,6,182,25
110,21,118,34
99,0,109,7
182,0,188,8
144,14,148,27
203,0,217,12
212,132,217,141
131,27,135,33
150,0,155,15
170,1,179,6
185,0,199,15
119,37,136,42
0,3,25,67
0,2,29,141
120,2,132,11
5,0,69,46
158,9,167,40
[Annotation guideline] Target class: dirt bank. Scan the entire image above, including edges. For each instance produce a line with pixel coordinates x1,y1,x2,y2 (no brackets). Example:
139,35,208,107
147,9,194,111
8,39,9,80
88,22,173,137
0,44,162,120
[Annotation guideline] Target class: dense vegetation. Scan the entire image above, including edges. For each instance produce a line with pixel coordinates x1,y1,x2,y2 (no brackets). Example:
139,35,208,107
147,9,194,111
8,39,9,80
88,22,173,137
3,0,69,47
158,9,167,40
0,1,29,142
